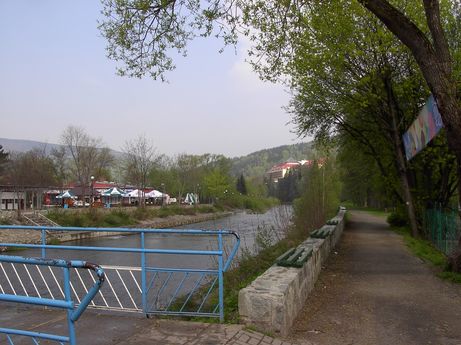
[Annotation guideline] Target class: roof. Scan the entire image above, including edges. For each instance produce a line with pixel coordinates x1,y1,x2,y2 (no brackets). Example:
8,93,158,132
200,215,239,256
267,162,301,174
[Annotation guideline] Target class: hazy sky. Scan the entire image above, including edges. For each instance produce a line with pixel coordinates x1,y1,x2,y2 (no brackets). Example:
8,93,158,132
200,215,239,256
0,1,307,157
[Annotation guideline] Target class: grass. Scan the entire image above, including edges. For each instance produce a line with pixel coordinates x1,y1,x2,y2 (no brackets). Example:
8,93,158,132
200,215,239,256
391,225,461,284
47,205,220,228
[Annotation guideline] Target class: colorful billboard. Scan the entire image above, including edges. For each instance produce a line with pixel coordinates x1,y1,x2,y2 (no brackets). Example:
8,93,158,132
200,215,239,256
402,95,444,160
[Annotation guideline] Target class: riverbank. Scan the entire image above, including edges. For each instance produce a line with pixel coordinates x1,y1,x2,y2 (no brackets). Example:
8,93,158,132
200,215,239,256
0,211,232,248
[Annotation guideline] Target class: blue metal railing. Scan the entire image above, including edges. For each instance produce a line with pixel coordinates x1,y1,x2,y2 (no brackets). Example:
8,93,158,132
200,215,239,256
0,255,105,345
0,225,240,321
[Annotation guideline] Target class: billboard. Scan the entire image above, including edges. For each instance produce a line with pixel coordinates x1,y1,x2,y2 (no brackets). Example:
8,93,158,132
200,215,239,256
402,95,444,160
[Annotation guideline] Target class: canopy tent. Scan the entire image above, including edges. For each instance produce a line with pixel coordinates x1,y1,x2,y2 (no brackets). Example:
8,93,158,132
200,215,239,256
56,191,76,199
101,187,125,206
123,189,142,198
184,193,199,205
101,187,125,196
145,190,163,198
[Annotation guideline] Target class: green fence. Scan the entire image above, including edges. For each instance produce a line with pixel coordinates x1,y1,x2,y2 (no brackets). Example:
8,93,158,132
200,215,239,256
422,207,461,256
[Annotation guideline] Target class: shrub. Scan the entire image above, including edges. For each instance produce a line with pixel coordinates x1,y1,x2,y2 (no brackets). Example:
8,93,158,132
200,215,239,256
387,208,408,227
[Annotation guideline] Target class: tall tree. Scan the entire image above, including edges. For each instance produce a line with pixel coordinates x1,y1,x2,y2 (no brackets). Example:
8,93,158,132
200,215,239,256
123,135,158,206
236,173,248,195
7,149,57,216
0,145,9,182
61,126,114,200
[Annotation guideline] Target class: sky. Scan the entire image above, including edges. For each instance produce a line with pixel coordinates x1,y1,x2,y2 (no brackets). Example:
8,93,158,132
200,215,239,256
0,1,307,158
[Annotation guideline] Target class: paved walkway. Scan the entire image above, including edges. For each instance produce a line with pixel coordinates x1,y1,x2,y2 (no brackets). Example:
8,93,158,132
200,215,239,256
288,211,461,345
1,304,298,344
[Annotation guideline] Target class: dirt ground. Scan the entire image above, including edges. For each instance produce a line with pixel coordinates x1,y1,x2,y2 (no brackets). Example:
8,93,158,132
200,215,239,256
289,211,461,345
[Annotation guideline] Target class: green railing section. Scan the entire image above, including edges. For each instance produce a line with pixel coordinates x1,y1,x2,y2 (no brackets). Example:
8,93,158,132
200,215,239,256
422,207,461,256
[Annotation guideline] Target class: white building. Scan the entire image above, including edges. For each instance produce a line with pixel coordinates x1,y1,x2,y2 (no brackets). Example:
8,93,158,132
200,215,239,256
0,190,25,210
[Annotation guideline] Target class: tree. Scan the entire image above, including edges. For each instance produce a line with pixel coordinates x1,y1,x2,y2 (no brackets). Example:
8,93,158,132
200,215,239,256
6,149,57,216
61,126,114,200
203,169,231,204
0,145,9,182
123,135,158,206
236,174,248,195
50,146,68,190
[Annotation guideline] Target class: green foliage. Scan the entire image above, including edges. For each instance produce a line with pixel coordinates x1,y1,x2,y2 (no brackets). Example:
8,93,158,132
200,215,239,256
48,206,220,227
0,144,9,179
236,174,248,195
0,217,11,225
230,142,313,178
293,152,341,239
203,169,232,201
387,208,409,227
272,170,302,202
99,0,239,81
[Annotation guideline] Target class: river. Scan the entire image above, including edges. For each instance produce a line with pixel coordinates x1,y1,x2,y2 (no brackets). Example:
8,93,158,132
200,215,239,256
15,205,292,268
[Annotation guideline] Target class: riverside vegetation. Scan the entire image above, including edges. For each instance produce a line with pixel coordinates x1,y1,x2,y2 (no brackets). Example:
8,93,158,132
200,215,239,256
46,195,279,228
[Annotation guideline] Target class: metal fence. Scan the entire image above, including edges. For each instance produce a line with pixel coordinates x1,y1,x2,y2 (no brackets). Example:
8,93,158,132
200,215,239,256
0,225,240,321
0,255,105,345
422,207,461,255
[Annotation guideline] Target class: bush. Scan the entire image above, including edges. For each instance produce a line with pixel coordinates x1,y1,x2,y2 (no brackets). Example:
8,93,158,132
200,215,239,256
387,209,408,227
103,210,134,227
0,218,11,225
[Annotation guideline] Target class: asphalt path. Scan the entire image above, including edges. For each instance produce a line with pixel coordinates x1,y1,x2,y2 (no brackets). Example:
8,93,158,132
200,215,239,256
289,211,461,345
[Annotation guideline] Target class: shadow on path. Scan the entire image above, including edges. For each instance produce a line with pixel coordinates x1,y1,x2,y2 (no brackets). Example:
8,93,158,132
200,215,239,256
289,211,461,345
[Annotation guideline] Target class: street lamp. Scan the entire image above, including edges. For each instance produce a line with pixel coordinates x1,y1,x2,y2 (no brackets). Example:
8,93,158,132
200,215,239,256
90,176,95,207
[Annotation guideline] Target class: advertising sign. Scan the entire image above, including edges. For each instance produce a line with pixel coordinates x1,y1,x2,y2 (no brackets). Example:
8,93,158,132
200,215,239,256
402,95,444,160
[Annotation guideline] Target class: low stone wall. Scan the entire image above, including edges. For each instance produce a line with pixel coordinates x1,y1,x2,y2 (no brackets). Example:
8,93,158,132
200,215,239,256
238,210,346,337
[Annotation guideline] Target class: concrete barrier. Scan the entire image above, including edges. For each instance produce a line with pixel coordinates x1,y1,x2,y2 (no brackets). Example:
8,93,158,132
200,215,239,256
238,210,346,336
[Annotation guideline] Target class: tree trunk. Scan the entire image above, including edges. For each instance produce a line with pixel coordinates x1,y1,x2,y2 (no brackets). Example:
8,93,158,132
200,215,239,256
384,73,420,237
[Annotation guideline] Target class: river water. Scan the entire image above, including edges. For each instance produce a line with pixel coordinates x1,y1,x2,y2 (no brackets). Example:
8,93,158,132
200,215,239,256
16,205,292,268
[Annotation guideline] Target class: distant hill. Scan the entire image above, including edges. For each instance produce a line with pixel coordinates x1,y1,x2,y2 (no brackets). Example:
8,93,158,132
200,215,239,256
0,137,123,158
230,142,314,178
0,138,61,155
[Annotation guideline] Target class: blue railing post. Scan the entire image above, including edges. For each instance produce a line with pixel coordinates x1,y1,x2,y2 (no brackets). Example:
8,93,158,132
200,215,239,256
218,233,224,322
141,231,148,316
63,267,76,345
41,228,46,258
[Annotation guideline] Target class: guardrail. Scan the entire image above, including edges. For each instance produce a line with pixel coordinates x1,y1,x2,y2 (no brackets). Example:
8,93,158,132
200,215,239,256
0,255,105,345
0,225,240,321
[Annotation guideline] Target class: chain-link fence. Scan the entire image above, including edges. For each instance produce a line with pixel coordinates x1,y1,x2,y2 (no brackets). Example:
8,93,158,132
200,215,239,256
422,206,461,255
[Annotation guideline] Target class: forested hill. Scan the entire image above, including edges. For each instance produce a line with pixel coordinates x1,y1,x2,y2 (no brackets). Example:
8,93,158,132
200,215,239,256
230,142,313,178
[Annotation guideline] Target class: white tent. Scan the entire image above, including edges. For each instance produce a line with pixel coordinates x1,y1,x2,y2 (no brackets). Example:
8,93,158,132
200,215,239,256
124,189,141,198
145,190,163,198
102,187,125,196
56,191,76,199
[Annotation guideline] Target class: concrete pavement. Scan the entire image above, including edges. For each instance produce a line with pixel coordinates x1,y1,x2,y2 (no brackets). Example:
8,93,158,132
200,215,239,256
0,304,302,344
